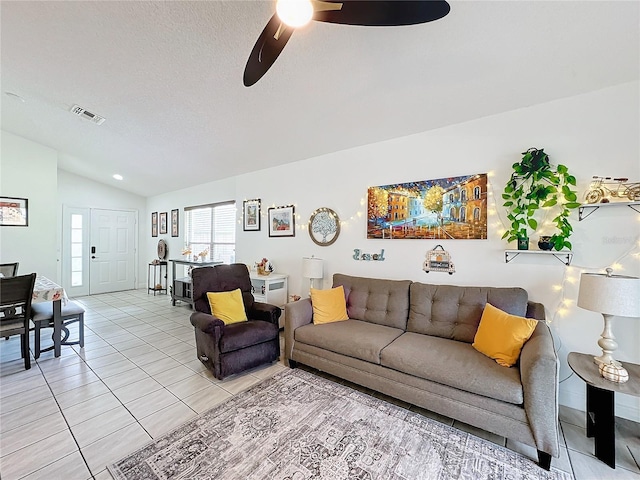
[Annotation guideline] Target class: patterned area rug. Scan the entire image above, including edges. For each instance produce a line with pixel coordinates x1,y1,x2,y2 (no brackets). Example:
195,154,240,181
109,369,571,480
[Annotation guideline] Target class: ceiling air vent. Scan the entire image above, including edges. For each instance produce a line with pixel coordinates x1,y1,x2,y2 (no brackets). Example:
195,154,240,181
70,104,106,125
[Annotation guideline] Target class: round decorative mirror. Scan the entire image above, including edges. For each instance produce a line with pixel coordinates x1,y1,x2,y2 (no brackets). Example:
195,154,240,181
157,239,167,260
308,208,340,246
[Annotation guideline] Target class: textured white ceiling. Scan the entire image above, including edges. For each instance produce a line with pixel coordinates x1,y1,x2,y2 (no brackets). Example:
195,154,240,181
1,1,638,197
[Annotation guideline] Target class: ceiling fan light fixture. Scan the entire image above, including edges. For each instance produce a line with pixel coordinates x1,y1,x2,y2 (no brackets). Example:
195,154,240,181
276,0,314,27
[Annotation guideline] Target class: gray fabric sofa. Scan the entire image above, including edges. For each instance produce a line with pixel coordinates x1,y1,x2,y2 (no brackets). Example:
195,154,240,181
284,274,559,469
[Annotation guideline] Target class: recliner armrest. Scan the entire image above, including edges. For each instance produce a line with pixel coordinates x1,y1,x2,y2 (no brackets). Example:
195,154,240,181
190,311,225,334
249,302,281,325
519,321,559,458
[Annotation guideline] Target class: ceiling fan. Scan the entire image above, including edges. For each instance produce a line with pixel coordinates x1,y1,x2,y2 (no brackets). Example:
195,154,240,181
243,0,451,87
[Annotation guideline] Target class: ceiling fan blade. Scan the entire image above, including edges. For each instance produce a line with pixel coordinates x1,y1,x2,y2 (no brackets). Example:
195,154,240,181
243,13,294,87
313,0,450,26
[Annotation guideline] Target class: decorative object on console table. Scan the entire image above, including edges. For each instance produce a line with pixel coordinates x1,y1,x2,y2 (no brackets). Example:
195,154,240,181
302,256,323,291
308,207,340,246
151,212,158,237
159,212,168,234
268,205,295,237
171,209,179,237
243,199,261,231
255,257,273,276
577,268,640,379
501,148,580,251
0,196,28,226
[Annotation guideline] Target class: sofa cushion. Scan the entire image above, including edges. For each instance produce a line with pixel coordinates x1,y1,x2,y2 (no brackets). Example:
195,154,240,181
333,274,411,330
473,303,538,367
380,332,524,404
294,319,404,364
408,283,528,343
219,320,279,353
310,286,349,325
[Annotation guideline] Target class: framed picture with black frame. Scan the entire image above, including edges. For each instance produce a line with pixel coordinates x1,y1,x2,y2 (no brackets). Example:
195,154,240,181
243,199,261,231
0,196,28,226
159,212,168,234
171,209,179,237
268,205,295,237
151,212,158,237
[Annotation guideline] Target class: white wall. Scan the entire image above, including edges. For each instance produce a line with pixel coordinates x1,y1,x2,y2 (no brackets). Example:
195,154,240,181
57,170,147,287
0,131,58,279
149,81,640,421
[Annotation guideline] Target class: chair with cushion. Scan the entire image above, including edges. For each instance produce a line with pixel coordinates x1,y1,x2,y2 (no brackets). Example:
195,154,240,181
190,263,281,380
0,262,19,278
31,301,85,359
0,273,36,369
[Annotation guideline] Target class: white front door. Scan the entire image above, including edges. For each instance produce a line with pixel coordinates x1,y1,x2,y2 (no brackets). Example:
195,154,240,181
89,209,136,294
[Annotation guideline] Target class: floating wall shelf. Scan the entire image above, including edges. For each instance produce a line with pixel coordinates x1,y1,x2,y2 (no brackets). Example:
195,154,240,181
578,201,640,221
504,250,573,266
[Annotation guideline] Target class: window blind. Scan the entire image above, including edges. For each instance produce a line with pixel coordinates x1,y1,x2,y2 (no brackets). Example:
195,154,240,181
185,201,236,263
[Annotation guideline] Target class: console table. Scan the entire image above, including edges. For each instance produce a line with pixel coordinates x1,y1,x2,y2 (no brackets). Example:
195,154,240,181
169,259,222,307
567,352,640,468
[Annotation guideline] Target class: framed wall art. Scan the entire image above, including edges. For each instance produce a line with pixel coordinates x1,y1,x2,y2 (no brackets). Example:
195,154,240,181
0,196,28,226
268,205,295,237
171,209,179,237
159,212,168,234
367,173,487,240
243,199,261,231
151,212,158,237
309,207,340,246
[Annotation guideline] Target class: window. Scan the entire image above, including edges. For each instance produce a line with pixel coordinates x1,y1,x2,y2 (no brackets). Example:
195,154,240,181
474,186,481,199
70,214,83,286
185,201,236,263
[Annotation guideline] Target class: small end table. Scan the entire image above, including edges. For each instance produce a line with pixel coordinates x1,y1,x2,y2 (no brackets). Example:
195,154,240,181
567,352,640,468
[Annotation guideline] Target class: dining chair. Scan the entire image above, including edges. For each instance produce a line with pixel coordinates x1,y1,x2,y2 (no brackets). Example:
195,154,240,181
0,262,20,278
31,301,85,359
0,273,36,369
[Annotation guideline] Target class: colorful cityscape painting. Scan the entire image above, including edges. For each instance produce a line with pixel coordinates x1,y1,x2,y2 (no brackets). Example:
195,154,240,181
367,173,488,239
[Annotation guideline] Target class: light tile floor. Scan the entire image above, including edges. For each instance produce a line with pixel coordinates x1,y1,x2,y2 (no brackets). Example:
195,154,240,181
0,289,637,479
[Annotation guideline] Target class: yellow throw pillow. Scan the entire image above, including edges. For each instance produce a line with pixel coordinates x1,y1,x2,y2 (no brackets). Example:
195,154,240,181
311,286,349,325
206,289,248,325
472,303,538,367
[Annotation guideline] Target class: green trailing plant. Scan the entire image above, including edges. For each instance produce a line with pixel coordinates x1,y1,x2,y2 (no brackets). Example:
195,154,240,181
502,148,580,251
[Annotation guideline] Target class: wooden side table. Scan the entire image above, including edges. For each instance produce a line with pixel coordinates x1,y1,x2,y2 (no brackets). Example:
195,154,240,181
567,352,640,468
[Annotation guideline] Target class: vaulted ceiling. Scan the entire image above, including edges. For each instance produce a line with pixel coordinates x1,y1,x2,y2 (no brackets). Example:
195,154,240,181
2,1,638,197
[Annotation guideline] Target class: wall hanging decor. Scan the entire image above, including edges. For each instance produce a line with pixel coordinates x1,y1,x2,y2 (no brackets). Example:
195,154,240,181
584,175,640,204
502,148,579,251
423,245,455,274
353,249,385,261
159,212,168,234
243,199,261,231
171,209,179,237
269,205,295,237
309,207,340,246
367,173,487,240
0,196,28,226
151,212,158,237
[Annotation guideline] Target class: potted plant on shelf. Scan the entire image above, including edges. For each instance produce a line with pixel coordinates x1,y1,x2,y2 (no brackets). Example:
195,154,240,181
502,148,580,251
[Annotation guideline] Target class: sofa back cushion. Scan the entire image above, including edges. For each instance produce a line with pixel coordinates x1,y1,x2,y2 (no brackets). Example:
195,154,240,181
333,274,411,330
408,283,528,343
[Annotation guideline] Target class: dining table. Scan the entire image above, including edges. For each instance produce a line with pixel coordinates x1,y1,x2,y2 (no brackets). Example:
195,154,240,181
32,276,68,357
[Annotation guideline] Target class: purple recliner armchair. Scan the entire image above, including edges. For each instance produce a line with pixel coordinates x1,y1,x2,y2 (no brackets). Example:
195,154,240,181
190,263,281,380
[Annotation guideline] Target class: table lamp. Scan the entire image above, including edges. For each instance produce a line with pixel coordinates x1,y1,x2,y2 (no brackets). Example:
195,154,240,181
302,256,323,292
577,268,640,373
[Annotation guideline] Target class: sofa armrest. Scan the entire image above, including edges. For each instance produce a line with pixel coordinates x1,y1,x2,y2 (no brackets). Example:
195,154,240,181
250,302,282,326
520,321,559,457
284,298,313,365
190,311,225,334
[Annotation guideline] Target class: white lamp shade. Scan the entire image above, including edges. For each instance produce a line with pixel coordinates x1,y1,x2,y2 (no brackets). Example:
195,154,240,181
577,272,640,317
302,257,323,279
